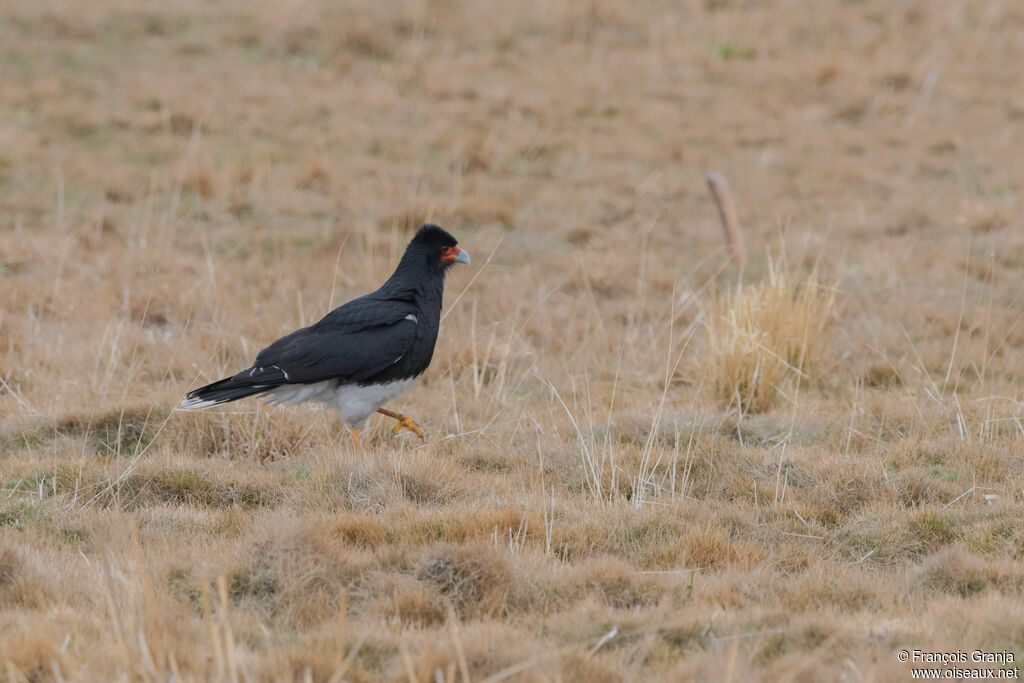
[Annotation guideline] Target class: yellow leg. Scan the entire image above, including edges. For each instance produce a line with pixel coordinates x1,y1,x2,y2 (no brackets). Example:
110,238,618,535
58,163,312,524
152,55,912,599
348,426,361,449
376,408,425,440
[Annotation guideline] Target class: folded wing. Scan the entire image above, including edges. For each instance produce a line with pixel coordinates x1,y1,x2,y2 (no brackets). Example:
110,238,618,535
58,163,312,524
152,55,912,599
232,296,418,387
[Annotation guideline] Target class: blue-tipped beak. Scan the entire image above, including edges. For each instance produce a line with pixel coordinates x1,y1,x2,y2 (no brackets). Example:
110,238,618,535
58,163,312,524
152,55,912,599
455,248,470,264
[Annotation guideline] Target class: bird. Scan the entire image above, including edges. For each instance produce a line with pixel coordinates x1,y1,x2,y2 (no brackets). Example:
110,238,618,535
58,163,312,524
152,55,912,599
179,224,470,447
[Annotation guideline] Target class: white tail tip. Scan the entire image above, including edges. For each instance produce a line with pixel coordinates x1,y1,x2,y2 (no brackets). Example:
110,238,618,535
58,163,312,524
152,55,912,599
178,396,218,411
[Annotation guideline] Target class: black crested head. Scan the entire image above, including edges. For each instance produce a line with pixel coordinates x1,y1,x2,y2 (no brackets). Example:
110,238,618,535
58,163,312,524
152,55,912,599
381,224,470,294
412,224,458,253
401,224,469,273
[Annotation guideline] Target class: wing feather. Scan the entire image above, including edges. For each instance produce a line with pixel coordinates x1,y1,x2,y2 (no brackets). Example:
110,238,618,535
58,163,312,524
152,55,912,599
231,295,418,386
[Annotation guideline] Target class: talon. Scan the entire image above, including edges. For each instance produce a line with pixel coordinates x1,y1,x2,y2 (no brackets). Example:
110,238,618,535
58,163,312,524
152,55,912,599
391,416,424,440
377,408,425,440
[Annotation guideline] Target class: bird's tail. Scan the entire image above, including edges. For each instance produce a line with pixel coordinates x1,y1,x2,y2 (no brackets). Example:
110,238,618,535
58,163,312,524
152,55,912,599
179,377,271,410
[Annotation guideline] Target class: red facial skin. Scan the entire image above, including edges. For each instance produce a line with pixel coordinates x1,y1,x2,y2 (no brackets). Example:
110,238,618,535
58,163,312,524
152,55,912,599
440,246,463,263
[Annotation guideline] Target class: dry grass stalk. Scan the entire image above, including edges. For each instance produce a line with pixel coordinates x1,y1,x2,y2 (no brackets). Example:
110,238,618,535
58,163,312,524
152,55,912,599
705,171,747,269
705,258,836,413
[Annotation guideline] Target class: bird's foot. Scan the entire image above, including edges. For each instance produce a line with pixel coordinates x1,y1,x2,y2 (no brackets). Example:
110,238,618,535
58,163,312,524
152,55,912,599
391,415,424,440
377,407,426,441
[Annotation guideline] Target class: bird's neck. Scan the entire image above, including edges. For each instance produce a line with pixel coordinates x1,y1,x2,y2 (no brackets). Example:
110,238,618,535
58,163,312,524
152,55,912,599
379,267,446,305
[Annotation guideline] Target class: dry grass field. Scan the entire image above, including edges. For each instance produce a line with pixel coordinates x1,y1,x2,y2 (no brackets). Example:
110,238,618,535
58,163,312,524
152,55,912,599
2,0,1024,680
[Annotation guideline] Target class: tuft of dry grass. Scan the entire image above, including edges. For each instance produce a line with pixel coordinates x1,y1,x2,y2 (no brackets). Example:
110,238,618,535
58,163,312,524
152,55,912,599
705,259,836,414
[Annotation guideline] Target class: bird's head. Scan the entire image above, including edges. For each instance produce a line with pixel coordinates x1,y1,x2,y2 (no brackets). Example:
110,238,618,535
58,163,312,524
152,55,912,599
408,224,470,273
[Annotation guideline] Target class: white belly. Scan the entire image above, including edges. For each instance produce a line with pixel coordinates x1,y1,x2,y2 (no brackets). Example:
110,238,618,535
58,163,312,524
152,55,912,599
267,377,417,428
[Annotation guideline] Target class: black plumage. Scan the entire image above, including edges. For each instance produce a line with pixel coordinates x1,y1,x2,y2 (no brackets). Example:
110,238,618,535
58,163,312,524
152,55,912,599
180,224,469,442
